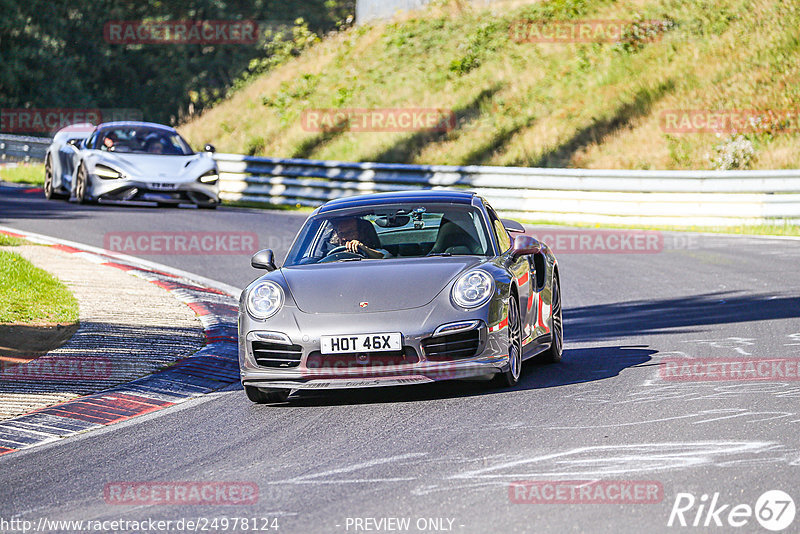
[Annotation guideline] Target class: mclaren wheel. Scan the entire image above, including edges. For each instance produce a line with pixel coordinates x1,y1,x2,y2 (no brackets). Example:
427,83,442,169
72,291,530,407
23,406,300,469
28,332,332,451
538,273,563,363
44,156,66,200
493,295,523,388
73,164,96,204
245,386,290,404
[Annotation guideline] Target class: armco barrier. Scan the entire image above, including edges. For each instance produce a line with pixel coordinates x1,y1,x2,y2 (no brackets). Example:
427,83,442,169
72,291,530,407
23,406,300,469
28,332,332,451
214,153,800,226
3,133,798,226
0,134,50,163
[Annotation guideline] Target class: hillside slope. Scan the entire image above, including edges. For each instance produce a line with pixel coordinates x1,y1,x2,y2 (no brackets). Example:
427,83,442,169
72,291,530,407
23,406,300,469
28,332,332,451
180,0,800,170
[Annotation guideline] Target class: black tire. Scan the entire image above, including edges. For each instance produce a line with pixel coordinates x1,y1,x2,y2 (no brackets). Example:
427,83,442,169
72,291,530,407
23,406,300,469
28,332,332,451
44,156,54,199
197,203,218,210
493,294,523,388
73,164,95,204
538,273,563,363
245,386,290,404
157,202,180,208
43,156,66,200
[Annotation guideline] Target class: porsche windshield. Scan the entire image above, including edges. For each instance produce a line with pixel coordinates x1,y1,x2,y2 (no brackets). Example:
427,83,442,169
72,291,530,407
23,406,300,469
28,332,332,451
284,203,494,265
93,126,193,155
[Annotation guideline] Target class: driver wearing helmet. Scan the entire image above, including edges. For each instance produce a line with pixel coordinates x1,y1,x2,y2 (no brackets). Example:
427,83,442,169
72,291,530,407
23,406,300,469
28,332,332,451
329,217,389,259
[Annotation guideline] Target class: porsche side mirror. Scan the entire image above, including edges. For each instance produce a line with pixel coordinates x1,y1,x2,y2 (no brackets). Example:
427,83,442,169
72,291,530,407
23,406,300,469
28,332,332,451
204,144,216,153
251,249,277,271
501,219,526,234
67,138,82,147
511,235,542,259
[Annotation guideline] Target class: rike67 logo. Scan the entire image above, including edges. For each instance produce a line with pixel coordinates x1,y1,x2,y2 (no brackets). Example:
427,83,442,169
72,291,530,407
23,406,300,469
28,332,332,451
668,490,795,531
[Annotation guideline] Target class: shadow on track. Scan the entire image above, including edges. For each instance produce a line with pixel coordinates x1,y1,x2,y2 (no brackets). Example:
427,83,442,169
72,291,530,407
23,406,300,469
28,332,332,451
565,291,800,343
0,183,202,223
245,345,656,408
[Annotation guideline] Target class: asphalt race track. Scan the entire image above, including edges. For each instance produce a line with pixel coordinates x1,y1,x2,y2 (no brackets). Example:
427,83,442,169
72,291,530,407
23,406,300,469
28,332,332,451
2,186,800,533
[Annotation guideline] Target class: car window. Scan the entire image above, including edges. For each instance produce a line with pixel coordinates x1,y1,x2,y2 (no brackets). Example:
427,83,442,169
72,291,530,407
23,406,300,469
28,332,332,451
97,127,193,155
487,207,511,252
284,203,493,265
86,132,98,149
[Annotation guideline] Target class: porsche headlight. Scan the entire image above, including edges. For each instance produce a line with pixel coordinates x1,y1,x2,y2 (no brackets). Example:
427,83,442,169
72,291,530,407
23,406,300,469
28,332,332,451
94,164,122,179
246,281,284,320
198,170,219,184
451,270,494,309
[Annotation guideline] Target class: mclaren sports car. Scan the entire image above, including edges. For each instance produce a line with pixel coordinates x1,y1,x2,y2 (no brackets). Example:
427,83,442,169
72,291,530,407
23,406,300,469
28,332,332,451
43,121,219,208
239,190,563,403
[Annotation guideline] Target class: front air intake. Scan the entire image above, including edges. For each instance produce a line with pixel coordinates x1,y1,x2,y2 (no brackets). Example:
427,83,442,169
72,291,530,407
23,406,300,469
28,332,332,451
252,341,303,368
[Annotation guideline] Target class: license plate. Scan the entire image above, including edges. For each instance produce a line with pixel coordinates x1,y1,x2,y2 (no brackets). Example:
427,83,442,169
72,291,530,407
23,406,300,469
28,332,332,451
150,182,178,191
320,333,402,354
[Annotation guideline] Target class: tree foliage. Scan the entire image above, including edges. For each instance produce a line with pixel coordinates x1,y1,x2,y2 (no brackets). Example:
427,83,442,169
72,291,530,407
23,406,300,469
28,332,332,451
0,0,354,126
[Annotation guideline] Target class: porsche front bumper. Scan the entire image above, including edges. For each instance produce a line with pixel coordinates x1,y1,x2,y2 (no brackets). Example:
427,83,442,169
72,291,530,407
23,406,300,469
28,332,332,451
239,305,511,391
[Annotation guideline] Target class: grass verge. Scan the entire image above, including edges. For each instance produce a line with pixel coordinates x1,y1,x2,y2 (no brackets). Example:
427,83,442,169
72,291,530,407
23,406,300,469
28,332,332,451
180,0,800,170
0,163,45,185
222,199,315,212
519,219,800,237
0,234,26,247
0,250,79,324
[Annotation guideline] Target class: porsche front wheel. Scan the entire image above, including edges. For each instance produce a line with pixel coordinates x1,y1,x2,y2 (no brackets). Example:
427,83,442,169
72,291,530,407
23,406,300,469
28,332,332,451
495,295,523,387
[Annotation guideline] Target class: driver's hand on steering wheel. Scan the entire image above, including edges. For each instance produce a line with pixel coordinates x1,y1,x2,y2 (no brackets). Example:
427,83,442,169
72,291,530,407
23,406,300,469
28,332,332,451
344,240,364,254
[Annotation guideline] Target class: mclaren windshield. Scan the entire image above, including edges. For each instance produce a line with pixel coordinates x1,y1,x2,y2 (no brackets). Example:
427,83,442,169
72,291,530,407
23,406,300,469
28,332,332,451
284,203,494,266
92,126,194,155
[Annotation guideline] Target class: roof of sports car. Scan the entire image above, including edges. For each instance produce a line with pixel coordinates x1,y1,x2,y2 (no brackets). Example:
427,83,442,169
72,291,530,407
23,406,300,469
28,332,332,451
318,190,476,213
96,121,178,132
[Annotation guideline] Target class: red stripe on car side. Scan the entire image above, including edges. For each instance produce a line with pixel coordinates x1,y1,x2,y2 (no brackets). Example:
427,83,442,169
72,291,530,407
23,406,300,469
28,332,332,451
537,295,550,333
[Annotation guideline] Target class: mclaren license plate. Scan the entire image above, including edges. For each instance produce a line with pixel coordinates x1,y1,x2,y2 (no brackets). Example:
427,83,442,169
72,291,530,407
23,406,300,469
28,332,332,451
320,333,402,354
150,182,178,191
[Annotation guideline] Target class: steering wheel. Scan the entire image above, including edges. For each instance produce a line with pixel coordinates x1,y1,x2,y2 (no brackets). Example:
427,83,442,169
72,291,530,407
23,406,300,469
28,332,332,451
317,245,368,263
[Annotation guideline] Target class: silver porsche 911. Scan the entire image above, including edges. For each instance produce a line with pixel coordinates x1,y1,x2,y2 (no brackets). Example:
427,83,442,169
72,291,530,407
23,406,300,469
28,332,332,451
43,121,219,208
239,190,563,403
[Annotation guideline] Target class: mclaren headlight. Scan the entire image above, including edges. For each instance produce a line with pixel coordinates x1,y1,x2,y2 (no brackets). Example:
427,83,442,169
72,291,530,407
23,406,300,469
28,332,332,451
94,164,122,179
451,270,494,309
198,170,219,184
246,280,284,320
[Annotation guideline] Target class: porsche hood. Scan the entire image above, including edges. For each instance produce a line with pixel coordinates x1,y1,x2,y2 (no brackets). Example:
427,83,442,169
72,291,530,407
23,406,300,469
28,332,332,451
90,152,214,182
280,257,484,314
